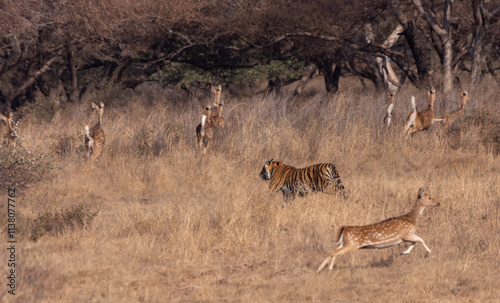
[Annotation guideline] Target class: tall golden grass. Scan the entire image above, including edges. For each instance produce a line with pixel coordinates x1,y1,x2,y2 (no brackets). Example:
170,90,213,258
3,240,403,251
1,83,499,302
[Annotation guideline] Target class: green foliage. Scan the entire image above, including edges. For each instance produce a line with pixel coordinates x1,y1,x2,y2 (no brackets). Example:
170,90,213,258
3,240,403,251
29,204,99,242
150,59,306,86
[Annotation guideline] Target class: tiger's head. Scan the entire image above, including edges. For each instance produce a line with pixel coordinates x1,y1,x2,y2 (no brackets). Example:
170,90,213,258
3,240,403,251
260,159,283,180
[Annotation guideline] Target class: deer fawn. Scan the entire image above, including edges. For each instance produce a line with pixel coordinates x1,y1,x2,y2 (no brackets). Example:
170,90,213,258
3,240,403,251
317,188,439,273
433,90,470,129
196,105,215,154
209,84,225,128
403,88,436,138
84,102,105,161
0,112,18,147
383,93,397,130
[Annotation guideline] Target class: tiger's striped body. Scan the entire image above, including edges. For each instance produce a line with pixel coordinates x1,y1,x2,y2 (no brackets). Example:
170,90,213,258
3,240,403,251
260,159,345,206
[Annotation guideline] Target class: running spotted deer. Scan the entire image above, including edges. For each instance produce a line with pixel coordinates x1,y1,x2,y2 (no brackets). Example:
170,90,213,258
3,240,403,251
383,93,397,130
0,112,18,147
433,90,470,129
403,87,436,138
317,188,439,273
196,105,215,154
84,102,105,161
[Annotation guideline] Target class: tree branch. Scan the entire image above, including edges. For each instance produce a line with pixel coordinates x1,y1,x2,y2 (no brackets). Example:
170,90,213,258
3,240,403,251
7,48,63,103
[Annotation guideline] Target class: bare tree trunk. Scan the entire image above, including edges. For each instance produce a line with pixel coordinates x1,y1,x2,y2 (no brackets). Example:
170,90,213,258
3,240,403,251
412,0,454,94
67,46,80,102
331,63,341,93
401,20,430,88
373,24,404,93
6,51,62,108
469,0,490,86
442,38,453,93
312,54,341,93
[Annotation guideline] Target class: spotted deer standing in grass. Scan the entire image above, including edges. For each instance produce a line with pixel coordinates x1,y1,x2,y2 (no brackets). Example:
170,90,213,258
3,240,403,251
84,102,105,161
196,105,215,154
317,188,439,273
0,112,18,147
209,84,225,128
433,90,470,129
403,87,436,138
383,93,397,130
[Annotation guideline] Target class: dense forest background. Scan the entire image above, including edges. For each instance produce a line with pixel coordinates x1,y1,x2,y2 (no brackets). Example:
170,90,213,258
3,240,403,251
1,0,499,111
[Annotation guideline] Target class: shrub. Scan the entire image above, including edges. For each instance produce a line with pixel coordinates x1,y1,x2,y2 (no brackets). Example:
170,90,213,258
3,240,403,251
0,145,54,190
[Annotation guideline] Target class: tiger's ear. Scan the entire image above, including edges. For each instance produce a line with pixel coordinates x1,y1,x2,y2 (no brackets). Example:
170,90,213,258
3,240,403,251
265,159,270,165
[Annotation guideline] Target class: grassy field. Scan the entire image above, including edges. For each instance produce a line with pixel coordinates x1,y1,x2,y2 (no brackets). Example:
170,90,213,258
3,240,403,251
1,81,499,302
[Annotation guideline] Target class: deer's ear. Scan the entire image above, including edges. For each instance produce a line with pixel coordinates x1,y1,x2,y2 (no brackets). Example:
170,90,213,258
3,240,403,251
418,188,425,198
99,102,105,108
91,102,98,109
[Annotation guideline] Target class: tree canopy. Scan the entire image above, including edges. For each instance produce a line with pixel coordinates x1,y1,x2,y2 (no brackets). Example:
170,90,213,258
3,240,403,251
1,0,499,109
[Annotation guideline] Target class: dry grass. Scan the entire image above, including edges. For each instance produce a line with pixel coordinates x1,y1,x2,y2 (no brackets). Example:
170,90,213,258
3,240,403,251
1,83,499,302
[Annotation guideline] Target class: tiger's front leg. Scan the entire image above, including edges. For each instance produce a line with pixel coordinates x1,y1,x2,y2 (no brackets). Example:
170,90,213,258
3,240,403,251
280,187,296,208
298,184,310,197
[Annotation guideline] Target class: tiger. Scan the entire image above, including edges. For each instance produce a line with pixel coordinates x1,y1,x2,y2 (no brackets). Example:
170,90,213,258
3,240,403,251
259,159,346,206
